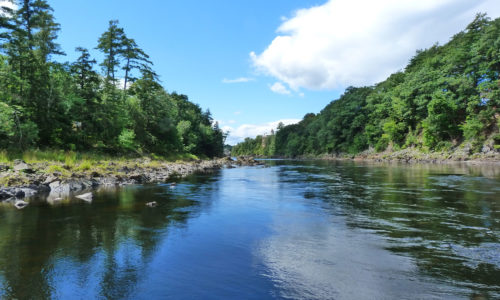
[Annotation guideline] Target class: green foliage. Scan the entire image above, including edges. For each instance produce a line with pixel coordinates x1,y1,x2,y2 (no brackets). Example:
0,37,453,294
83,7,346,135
0,2,224,158
461,116,485,141
233,14,499,157
422,93,460,148
375,134,390,152
118,129,137,152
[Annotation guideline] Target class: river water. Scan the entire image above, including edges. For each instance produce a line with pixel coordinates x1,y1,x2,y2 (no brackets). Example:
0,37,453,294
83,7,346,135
0,160,499,299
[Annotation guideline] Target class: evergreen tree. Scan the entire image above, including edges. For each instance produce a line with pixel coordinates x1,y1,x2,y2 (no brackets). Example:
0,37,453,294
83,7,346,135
121,37,152,90
96,20,125,82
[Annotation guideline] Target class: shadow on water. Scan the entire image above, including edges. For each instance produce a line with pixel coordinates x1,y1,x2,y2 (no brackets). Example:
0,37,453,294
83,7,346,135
0,171,221,299
271,160,500,298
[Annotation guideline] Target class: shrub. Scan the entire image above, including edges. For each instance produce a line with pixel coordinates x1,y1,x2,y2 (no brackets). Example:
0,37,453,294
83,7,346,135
118,129,137,152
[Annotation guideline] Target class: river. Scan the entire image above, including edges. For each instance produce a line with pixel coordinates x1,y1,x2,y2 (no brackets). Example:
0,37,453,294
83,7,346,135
0,160,499,299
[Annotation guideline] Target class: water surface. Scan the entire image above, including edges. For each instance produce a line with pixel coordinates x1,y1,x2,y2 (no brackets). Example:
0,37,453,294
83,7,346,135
0,160,499,299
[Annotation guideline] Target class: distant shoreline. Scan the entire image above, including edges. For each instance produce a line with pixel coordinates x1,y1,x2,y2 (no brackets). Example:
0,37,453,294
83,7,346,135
243,148,500,165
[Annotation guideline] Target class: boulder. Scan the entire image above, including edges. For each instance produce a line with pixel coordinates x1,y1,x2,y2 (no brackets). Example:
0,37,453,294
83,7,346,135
0,189,14,200
13,160,34,173
130,173,148,183
49,181,70,194
43,174,59,185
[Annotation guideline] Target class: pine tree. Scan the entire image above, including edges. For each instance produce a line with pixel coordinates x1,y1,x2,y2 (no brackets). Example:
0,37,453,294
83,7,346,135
71,47,99,94
3,0,64,144
96,20,125,82
121,37,153,90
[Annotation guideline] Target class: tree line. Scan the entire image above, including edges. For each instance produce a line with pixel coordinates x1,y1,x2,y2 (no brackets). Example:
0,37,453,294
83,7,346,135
232,14,500,157
0,0,225,157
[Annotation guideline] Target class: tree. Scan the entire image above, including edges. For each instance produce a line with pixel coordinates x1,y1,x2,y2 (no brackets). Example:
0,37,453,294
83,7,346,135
120,37,152,90
96,20,125,82
71,47,99,94
2,0,64,144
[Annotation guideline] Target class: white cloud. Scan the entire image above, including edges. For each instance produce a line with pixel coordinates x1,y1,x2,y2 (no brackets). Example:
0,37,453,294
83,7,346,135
251,0,500,90
270,82,291,95
0,0,16,15
223,118,301,145
234,111,242,115
222,77,255,83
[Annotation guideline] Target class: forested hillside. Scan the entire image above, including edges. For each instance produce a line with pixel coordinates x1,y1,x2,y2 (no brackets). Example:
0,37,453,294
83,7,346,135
233,14,500,158
0,0,225,157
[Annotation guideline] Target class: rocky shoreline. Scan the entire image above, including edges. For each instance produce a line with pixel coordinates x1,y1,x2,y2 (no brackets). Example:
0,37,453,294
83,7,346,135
0,156,262,207
319,146,500,164
254,146,500,164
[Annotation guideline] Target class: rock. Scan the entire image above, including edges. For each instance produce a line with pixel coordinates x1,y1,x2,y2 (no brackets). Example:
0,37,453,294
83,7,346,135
13,160,34,173
14,189,25,198
118,166,131,174
0,190,14,200
0,164,9,172
43,174,59,185
76,192,93,202
146,201,157,207
236,156,262,166
130,173,147,183
14,200,29,209
49,181,70,194
0,187,37,200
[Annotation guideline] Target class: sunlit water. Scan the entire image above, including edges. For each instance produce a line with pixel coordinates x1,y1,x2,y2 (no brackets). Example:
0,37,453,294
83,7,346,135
0,160,499,299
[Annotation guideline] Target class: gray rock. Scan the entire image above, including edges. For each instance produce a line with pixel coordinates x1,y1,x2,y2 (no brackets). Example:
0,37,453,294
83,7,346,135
14,189,25,198
130,173,147,183
0,190,14,200
49,181,70,194
13,160,34,173
43,174,59,185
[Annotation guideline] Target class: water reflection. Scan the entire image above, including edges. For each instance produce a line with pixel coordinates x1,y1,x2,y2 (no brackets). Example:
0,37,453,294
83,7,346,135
266,161,500,298
0,162,499,299
0,173,220,299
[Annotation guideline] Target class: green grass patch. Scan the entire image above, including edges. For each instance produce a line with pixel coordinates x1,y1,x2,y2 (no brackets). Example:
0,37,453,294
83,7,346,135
0,149,206,168
75,160,93,171
0,150,8,163
47,164,65,173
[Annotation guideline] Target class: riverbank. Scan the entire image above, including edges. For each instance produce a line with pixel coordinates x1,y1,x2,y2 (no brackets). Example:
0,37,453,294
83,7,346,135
0,155,262,205
245,145,500,164
320,146,500,164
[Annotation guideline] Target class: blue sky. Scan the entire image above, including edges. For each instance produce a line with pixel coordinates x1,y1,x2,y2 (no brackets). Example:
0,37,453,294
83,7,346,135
44,0,500,144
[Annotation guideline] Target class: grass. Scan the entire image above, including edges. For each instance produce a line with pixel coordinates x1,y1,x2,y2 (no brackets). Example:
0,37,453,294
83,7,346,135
75,160,93,171
0,149,202,167
0,149,210,187
0,150,8,164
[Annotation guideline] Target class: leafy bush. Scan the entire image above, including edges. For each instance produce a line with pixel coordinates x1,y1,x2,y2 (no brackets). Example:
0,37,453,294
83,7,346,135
375,134,390,152
118,129,137,152
461,117,485,141
423,93,460,148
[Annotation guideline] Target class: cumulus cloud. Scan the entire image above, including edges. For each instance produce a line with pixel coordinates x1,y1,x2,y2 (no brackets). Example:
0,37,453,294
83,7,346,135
270,82,291,95
223,119,301,145
222,77,255,83
0,0,16,15
251,0,500,90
